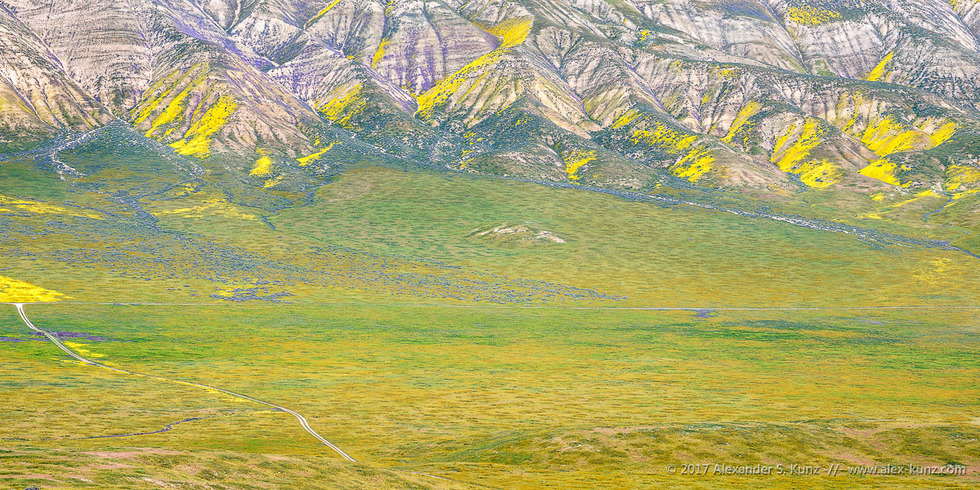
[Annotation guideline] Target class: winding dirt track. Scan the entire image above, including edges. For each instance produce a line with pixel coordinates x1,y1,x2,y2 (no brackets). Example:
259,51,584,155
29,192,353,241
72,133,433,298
13,303,356,462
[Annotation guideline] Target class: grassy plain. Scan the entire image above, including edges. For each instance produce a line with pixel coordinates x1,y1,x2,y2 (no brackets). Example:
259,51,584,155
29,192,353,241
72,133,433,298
2,163,979,488
2,304,978,488
269,167,980,307
4,163,979,307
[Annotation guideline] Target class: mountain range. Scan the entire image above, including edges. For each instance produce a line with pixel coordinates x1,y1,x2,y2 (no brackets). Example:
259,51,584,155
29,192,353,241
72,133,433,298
1,0,979,203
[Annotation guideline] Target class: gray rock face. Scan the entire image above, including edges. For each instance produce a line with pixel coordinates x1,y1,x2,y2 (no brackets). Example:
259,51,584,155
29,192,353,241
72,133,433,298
6,0,153,114
0,4,111,149
373,0,498,94
634,0,805,72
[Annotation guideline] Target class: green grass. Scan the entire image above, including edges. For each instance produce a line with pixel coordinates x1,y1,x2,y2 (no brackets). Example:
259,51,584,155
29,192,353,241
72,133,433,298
2,304,977,488
268,166,980,307
0,158,75,201
5,165,977,307
3,163,980,488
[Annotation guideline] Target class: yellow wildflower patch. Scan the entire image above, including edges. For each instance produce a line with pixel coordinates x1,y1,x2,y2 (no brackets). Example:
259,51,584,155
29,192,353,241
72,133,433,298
773,120,820,170
134,87,173,128
415,50,504,119
0,276,67,303
670,147,715,182
485,17,534,47
251,149,273,177
786,6,842,26
317,83,367,128
863,189,945,220
155,199,257,220
858,158,906,186
929,121,957,146
796,160,841,188
170,95,238,157
630,122,697,153
846,115,954,157
722,101,761,145
137,67,210,139
563,149,597,181
372,39,389,69
952,189,980,200
132,77,171,124
832,92,865,133
946,165,980,192
0,195,102,219
146,84,193,137
866,52,894,82
771,120,842,188
913,258,953,288
297,142,336,166
64,341,105,359
773,123,798,156
628,119,716,182
859,116,925,156
262,176,283,189
716,68,739,79
611,109,642,130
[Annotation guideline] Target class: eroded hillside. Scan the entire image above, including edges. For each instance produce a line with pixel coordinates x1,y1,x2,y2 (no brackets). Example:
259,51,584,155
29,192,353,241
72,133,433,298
1,0,978,204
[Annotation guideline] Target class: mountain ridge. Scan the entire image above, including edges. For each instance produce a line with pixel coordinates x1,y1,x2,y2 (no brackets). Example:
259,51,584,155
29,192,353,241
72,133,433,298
1,0,978,205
